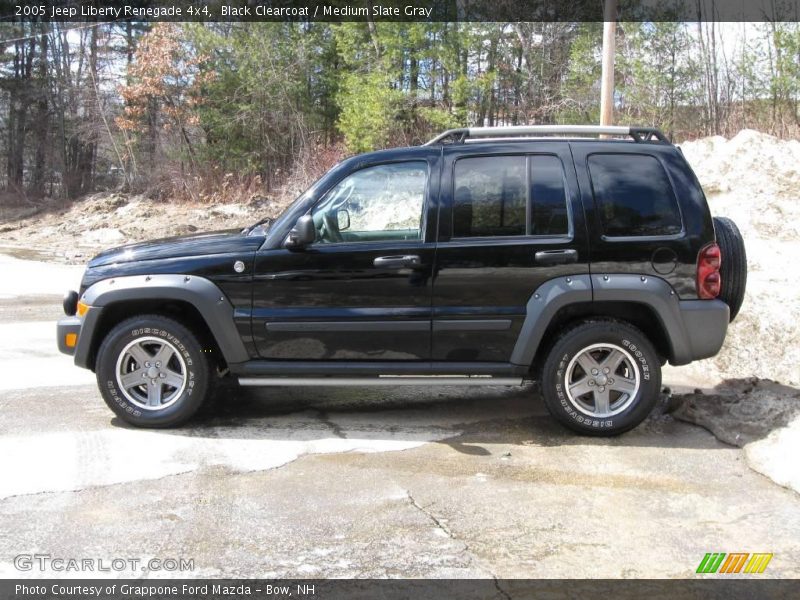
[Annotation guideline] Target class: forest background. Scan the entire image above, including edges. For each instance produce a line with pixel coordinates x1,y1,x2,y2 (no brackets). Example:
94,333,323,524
1,20,799,204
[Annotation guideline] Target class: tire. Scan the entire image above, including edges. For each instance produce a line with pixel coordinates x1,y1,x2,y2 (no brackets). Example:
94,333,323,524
95,314,213,428
713,216,747,322
540,320,662,436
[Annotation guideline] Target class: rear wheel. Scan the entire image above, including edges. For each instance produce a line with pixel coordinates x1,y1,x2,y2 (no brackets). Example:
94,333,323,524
95,315,213,427
540,320,661,436
713,216,747,322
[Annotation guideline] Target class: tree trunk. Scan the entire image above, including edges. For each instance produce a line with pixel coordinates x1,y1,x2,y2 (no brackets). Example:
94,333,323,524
6,32,36,191
31,24,49,197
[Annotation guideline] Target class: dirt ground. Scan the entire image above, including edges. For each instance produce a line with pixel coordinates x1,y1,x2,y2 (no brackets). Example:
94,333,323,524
0,192,282,264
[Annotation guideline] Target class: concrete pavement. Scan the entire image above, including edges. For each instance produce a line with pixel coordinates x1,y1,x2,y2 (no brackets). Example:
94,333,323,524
1,253,798,579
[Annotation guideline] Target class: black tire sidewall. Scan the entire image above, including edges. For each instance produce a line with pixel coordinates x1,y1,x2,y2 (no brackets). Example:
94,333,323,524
96,316,209,427
542,321,661,435
713,216,747,322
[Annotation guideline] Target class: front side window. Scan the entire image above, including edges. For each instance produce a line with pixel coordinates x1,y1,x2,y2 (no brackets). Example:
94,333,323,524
588,154,682,237
312,162,427,244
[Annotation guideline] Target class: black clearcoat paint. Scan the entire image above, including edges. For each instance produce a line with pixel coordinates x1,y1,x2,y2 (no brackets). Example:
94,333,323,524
76,138,713,365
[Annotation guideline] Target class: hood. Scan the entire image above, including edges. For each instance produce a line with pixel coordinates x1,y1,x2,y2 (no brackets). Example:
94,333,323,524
87,229,264,268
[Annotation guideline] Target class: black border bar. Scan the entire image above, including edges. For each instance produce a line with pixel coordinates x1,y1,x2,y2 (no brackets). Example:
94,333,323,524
2,579,800,600
2,0,800,23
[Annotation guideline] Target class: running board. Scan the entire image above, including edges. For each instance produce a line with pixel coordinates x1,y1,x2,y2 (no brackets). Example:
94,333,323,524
238,376,524,387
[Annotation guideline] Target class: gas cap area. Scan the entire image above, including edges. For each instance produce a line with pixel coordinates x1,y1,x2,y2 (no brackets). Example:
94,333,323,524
651,247,678,275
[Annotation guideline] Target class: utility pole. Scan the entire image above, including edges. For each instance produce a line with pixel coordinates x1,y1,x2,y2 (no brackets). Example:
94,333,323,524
599,0,617,126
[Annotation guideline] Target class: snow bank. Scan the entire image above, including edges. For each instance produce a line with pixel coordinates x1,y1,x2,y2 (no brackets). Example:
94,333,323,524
678,129,800,387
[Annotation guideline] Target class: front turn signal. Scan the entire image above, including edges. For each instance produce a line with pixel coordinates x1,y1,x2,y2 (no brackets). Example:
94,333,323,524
76,301,90,317
65,333,78,348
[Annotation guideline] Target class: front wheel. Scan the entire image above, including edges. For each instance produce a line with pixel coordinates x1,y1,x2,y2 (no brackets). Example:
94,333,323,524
540,320,661,436
95,315,213,427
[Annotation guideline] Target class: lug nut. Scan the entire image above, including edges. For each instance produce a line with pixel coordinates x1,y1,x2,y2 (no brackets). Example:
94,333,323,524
145,362,150,368
160,373,166,378
608,379,614,384
591,369,599,376
588,380,595,386
599,386,605,392
603,367,610,374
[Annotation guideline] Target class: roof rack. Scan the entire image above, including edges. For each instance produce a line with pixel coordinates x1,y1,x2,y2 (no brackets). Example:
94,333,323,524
423,125,670,146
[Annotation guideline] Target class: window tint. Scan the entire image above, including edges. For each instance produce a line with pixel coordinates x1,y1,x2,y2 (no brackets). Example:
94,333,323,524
530,155,569,236
453,154,570,238
453,156,527,237
312,162,427,244
588,154,682,237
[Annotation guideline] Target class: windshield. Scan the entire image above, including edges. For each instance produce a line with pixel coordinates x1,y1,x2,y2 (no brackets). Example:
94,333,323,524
247,163,346,236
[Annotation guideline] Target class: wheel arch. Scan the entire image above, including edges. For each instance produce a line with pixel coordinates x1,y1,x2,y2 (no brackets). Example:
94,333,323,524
511,274,698,373
528,303,672,377
83,299,218,371
75,275,249,370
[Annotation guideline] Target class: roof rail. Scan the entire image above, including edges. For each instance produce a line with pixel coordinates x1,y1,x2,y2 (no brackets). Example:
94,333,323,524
423,125,670,145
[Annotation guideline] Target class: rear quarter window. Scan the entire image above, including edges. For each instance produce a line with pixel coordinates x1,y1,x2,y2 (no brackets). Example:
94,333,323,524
587,154,682,237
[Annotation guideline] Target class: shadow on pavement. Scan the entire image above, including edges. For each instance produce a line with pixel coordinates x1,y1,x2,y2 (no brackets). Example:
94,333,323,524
110,379,733,452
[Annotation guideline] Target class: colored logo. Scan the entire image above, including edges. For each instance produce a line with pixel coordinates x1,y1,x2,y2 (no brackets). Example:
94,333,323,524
696,553,773,574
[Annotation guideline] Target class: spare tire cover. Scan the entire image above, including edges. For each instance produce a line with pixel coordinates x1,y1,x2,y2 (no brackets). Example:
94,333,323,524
713,216,747,322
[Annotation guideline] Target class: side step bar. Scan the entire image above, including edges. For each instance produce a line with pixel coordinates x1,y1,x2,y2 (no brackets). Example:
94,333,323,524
239,376,524,387
230,360,528,377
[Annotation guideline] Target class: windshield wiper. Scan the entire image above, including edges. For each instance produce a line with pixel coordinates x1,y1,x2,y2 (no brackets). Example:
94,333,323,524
244,216,274,235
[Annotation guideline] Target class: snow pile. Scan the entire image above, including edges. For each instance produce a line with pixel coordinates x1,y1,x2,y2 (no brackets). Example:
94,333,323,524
674,130,800,494
679,129,800,387
672,379,800,493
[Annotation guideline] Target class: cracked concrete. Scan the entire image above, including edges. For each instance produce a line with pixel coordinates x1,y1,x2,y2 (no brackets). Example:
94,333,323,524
1,253,800,579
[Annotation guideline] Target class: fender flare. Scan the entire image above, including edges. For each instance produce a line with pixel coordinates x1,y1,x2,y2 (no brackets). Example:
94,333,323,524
510,274,709,368
74,274,249,368
509,275,592,367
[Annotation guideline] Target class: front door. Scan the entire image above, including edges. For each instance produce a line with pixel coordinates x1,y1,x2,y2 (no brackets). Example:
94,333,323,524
251,159,437,361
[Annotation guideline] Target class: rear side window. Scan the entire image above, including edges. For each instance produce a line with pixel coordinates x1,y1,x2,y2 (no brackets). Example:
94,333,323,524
453,155,569,238
453,156,527,237
530,155,569,236
588,154,682,237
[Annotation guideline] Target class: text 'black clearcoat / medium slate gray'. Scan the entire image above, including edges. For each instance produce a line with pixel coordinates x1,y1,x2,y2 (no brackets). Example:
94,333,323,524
57,125,747,435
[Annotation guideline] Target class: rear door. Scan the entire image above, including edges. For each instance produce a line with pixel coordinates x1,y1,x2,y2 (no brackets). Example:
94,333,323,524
569,143,698,296
431,142,589,362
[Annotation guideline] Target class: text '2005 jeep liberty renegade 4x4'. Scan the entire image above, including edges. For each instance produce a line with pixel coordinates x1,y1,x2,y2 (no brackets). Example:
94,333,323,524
58,125,747,435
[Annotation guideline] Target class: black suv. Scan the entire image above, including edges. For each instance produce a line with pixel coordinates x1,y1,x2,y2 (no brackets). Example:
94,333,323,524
57,125,747,435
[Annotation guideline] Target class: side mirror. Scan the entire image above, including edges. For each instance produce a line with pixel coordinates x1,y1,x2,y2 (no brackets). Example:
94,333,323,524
284,215,316,249
336,209,350,231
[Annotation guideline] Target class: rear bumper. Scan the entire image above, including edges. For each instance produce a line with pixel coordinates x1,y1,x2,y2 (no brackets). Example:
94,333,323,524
672,299,729,365
56,316,82,356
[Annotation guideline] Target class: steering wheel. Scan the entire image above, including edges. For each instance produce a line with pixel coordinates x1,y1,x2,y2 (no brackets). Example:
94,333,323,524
321,212,343,243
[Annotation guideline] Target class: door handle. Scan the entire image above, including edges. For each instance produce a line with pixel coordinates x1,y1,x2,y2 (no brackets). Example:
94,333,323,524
534,249,578,265
373,255,422,268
